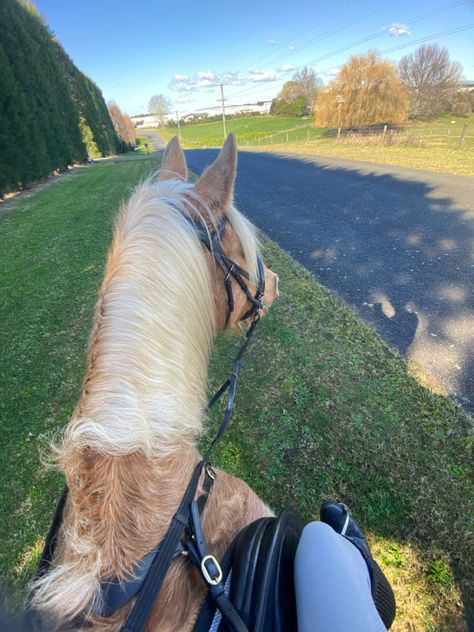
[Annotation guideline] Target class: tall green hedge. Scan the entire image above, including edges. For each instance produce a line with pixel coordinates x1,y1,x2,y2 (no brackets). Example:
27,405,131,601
0,0,121,197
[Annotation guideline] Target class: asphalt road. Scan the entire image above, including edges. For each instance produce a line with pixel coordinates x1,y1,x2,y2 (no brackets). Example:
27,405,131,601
186,149,474,415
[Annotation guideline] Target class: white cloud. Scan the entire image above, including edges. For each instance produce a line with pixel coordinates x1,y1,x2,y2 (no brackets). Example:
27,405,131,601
288,45,296,51
169,67,283,93
387,22,411,37
267,38,276,44
197,70,217,80
248,70,278,82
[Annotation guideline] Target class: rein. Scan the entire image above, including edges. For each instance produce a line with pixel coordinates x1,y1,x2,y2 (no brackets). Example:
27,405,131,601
29,212,266,632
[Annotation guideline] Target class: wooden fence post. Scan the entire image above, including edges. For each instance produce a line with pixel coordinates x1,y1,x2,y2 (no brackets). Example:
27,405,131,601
457,123,468,149
337,127,341,142
286,132,289,142
382,124,387,142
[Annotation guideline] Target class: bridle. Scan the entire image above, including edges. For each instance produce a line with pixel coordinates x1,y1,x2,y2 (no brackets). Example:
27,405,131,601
189,213,266,326
28,212,267,632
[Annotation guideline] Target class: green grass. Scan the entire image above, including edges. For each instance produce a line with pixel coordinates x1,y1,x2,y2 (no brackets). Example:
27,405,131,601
246,113,474,176
1,156,473,630
155,115,311,147
154,113,474,175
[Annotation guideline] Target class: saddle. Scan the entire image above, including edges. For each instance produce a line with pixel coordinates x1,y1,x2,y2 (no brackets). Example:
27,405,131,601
194,508,304,632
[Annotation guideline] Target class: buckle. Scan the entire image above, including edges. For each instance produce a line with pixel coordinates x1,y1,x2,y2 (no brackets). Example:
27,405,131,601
206,465,217,480
201,554,223,585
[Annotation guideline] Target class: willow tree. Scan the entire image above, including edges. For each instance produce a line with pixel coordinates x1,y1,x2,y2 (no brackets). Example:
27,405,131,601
315,51,409,128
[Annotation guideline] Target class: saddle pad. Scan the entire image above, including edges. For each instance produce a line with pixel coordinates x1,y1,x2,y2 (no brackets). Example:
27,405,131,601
194,508,304,632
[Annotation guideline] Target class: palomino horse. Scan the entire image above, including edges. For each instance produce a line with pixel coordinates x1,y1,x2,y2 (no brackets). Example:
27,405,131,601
31,134,279,630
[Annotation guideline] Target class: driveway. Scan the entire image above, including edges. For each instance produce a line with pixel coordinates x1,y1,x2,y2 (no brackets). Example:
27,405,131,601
138,129,167,151
186,149,474,415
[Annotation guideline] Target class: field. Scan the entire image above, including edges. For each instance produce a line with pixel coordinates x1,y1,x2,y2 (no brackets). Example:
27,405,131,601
0,152,473,630
150,114,474,176
156,115,311,147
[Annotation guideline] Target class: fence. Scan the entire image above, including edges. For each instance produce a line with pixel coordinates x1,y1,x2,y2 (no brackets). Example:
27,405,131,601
238,122,473,150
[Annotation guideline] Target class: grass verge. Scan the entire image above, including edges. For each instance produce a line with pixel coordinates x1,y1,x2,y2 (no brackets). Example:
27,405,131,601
0,155,472,630
247,141,474,177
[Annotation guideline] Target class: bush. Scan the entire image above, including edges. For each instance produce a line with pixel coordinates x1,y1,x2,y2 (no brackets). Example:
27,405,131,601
451,100,472,117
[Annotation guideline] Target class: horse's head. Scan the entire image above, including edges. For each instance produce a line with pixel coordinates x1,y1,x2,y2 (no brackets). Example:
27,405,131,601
158,134,279,330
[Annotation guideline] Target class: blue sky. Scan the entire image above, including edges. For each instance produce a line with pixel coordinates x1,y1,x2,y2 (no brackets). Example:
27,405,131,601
35,0,474,116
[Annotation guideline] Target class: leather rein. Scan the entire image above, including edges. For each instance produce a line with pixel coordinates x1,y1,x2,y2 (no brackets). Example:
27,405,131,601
29,213,266,632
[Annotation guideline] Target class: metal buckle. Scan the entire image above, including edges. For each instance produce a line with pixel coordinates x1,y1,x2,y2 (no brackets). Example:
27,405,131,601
206,465,217,480
201,554,223,585
224,263,235,282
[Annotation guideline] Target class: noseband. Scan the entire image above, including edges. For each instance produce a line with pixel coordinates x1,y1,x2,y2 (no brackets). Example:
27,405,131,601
29,212,267,632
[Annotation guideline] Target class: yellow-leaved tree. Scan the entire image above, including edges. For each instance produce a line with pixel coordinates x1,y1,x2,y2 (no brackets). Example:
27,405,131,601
315,51,409,128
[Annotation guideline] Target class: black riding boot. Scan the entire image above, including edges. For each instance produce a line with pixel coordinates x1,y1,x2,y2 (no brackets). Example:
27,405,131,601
320,500,396,630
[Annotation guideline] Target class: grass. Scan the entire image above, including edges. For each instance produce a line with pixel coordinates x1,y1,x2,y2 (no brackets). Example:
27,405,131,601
151,113,474,176
0,154,473,630
155,115,311,147
245,113,474,177
258,141,474,176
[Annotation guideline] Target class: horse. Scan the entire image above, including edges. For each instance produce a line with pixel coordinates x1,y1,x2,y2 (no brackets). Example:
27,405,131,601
30,134,279,631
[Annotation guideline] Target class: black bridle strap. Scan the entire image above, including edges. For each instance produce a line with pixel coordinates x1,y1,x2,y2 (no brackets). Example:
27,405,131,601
186,214,266,326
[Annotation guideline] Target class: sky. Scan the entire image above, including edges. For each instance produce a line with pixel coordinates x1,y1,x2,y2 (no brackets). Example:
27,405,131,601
34,0,474,117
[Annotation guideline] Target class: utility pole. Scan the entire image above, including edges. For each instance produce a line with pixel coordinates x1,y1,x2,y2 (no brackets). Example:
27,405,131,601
218,83,227,140
175,110,181,139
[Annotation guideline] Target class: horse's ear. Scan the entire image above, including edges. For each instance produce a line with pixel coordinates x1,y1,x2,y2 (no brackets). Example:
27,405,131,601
195,133,237,217
158,136,188,181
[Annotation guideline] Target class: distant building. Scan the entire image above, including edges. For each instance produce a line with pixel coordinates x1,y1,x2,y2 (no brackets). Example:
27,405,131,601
131,115,161,128
131,100,273,128
458,80,474,93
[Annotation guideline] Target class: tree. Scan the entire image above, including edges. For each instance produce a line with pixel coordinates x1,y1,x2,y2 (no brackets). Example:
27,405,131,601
108,101,136,151
273,67,321,116
148,94,172,127
399,44,463,119
315,51,409,128
270,95,307,117
292,66,322,112
278,80,305,103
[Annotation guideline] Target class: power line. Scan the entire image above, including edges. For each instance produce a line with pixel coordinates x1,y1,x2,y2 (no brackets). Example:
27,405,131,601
206,22,474,107
237,0,394,77
227,0,392,99
225,2,468,102
235,0,361,74
302,1,466,67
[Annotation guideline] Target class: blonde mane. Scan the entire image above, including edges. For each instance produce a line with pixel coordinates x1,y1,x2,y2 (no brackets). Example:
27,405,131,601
29,136,276,631
61,176,259,459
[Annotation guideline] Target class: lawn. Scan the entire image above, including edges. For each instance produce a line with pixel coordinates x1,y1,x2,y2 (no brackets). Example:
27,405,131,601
0,154,472,630
151,114,474,176
244,113,474,177
155,115,311,147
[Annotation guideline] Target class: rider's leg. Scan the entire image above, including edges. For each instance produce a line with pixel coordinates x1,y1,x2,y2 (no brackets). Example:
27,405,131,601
294,521,387,632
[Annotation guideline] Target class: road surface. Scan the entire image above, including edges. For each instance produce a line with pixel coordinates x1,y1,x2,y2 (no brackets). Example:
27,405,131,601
186,149,474,415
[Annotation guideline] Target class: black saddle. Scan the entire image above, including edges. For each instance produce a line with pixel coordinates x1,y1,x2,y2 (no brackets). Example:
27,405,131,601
194,508,304,632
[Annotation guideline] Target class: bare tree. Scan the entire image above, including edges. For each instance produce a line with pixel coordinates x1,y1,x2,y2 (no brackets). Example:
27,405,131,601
399,44,463,119
315,51,409,128
148,94,173,128
292,66,322,112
